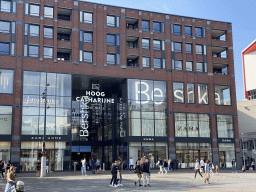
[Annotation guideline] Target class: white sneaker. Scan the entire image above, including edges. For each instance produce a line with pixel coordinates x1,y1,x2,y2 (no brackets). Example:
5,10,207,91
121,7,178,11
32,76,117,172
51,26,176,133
114,185,118,187
119,184,123,186
109,185,113,187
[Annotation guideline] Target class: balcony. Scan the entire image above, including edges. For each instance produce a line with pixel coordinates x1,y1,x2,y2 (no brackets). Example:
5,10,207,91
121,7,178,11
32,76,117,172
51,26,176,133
126,18,138,30
57,48,71,61
213,63,228,75
126,36,139,49
127,55,139,67
57,28,72,41
211,29,226,41
57,8,72,21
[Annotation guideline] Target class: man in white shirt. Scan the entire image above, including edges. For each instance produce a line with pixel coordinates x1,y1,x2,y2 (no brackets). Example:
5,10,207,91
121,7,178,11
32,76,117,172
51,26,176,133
129,157,134,172
200,158,205,171
81,158,87,176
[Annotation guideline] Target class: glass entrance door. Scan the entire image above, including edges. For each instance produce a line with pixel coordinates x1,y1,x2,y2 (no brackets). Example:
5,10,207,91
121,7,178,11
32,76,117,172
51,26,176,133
188,150,199,168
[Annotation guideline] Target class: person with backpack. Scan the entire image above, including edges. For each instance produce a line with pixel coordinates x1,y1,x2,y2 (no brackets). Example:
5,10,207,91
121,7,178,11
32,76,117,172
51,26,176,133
157,157,163,174
134,160,142,186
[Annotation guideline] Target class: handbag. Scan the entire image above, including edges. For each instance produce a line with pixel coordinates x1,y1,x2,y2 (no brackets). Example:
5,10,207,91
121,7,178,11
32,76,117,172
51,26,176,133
117,173,120,179
205,173,210,180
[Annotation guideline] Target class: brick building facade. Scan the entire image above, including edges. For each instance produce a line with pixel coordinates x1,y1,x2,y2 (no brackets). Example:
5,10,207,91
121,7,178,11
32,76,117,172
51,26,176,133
0,0,240,171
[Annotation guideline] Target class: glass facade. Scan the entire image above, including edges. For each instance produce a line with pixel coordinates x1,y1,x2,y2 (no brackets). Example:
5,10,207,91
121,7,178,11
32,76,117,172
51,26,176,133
0,142,11,162
215,85,231,105
0,69,14,94
219,143,235,168
176,142,212,168
128,79,167,137
217,115,234,138
0,106,12,134
174,113,210,137
22,71,72,135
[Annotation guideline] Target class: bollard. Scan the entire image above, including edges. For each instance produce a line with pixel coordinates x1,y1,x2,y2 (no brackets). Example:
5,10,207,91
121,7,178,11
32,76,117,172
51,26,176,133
103,163,105,171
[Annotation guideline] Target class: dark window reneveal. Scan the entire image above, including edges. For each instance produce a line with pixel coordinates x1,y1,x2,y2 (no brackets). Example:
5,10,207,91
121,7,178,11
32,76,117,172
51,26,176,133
43,47,53,59
196,44,203,55
173,24,181,35
142,38,150,50
153,21,161,33
174,42,182,53
28,45,39,57
142,20,150,31
0,21,10,33
107,34,116,46
84,32,93,43
185,26,192,36
43,26,53,38
29,24,40,37
195,27,203,38
186,61,193,71
185,43,192,54
107,54,116,65
153,40,161,51
172,60,182,71
83,51,92,63
154,58,162,69
0,42,9,55
25,3,40,17
44,6,53,18
142,57,150,68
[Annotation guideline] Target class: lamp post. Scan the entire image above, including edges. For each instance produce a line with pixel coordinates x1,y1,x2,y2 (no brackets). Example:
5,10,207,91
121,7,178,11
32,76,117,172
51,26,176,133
41,67,49,177
242,133,246,166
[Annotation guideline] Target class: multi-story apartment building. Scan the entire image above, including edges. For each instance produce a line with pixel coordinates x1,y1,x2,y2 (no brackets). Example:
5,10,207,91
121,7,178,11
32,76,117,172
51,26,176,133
0,0,240,171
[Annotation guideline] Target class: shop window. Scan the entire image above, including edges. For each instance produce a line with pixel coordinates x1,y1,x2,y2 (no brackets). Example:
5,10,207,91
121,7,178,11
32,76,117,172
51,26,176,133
142,20,150,31
215,85,231,105
107,34,116,46
185,43,192,54
185,26,192,36
25,3,40,17
107,53,116,65
198,84,208,104
186,61,193,71
84,31,93,44
173,24,181,35
142,57,150,68
0,142,10,162
43,26,53,39
0,69,13,94
173,82,184,103
44,6,53,18
83,51,92,63
142,38,150,50
43,47,53,59
0,42,10,55
187,83,195,103
107,15,119,27
80,11,93,24
0,106,12,134
0,21,10,34
172,60,182,71
217,115,234,138
219,143,235,168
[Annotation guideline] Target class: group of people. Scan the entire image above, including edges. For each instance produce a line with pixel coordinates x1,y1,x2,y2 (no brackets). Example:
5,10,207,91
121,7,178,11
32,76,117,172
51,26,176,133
0,160,16,192
0,160,11,179
81,158,102,176
194,158,219,184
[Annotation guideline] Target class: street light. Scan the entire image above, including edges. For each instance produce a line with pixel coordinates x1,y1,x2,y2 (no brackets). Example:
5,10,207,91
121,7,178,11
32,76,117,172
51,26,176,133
41,67,50,177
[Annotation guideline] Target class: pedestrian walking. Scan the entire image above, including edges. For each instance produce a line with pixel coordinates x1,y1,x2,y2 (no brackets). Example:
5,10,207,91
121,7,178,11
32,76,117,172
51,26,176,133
163,159,168,174
194,160,203,179
90,158,96,174
232,159,237,173
209,162,214,175
203,160,211,184
46,159,49,173
5,166,16,192
251,160,255,170
200,158,205,173
242,165,246,172
129,157,134,172
215,165,219,175
170,158,175,171
157,157,164,174
141,159,151,187
117,160,123,186
168,158,171,171
36,160,41,176
96,159,101,174
0,160,4,179
81,158,87,176
110,161,118,187
134,160,142,187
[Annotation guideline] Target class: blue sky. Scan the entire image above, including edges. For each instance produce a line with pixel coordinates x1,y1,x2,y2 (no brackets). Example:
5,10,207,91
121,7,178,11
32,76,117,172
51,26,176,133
85,0,255,101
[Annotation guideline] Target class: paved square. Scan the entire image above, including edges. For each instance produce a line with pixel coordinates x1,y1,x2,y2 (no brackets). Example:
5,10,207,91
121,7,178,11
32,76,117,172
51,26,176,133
0,170,255,192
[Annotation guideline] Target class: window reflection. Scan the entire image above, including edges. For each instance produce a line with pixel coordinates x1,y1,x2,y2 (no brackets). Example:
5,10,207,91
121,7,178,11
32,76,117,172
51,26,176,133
0,69,14,94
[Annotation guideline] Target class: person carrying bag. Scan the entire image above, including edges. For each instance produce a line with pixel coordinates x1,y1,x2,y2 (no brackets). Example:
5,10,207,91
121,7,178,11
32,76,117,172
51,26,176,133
5,166,16,192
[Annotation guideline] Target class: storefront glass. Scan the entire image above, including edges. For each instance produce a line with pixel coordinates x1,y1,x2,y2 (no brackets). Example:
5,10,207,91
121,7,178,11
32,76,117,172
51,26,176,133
219,143,235,168
176,142,212,168
0,142,11,162
175,113,210,137
20,141,67,172
0,69,14,94
0,106,12,134
22,71,72,135
217,115,234,138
